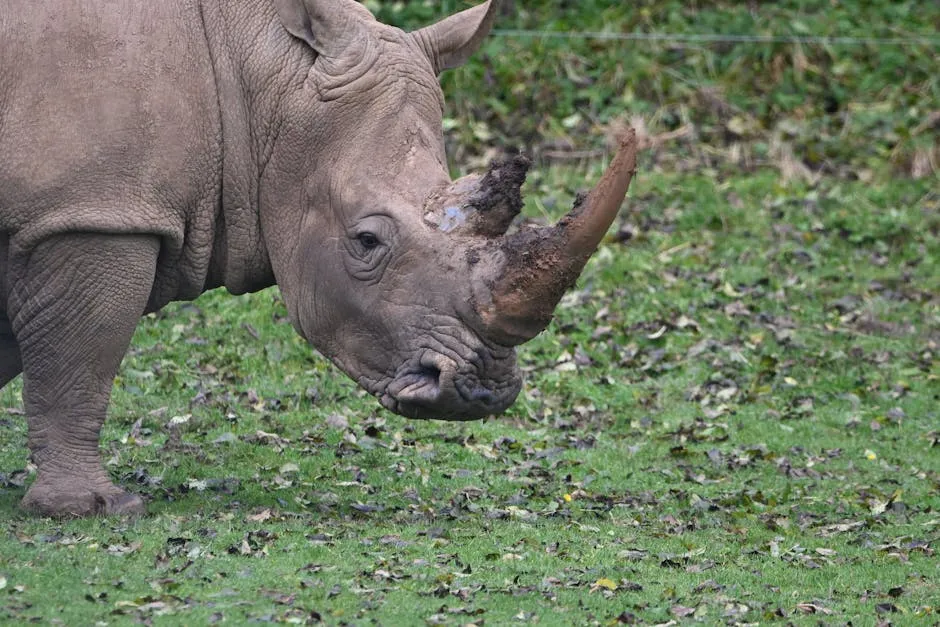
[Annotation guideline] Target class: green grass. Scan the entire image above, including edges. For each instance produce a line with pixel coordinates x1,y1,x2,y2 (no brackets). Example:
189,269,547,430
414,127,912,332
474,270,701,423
2,1,938,624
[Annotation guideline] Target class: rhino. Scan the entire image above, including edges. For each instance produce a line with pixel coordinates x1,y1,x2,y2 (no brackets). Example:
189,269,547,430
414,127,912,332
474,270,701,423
0,0,636,517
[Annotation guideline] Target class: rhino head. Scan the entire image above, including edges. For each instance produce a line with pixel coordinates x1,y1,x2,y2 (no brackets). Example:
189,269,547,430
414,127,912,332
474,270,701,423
262,0,636,421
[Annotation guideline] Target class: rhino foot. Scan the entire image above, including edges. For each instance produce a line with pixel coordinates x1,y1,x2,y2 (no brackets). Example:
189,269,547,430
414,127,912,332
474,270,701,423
21,479,146,518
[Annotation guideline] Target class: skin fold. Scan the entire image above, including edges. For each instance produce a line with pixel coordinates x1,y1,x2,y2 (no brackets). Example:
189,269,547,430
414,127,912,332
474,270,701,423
0,0,636,517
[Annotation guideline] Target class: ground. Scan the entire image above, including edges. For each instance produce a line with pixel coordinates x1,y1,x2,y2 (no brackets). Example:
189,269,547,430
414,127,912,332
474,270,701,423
1,0,938,624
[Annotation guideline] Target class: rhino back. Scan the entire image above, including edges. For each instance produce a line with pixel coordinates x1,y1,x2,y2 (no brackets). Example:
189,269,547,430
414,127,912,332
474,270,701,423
0,0,225,304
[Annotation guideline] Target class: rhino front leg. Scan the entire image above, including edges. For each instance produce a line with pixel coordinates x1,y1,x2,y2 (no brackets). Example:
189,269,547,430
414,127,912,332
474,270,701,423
8,233,159,517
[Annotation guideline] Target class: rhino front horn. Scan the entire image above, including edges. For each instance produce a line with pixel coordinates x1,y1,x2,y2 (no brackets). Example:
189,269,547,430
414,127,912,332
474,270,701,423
479,128,638,345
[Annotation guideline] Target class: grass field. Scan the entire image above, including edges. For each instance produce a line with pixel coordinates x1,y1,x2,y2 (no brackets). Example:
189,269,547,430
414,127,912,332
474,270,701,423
1,1,938,624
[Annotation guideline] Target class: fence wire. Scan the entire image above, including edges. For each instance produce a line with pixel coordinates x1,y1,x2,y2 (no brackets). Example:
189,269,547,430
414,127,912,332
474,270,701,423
492,29,940,47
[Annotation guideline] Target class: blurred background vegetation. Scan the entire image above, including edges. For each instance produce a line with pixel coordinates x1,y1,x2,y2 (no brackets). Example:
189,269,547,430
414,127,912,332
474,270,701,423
366,0,938,183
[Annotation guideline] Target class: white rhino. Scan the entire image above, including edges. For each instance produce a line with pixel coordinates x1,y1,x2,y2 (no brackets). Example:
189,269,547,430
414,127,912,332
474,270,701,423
0,0,636,516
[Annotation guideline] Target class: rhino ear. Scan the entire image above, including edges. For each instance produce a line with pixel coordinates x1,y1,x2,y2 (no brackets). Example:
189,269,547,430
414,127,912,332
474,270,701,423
273,0,375,58
412,0,501,74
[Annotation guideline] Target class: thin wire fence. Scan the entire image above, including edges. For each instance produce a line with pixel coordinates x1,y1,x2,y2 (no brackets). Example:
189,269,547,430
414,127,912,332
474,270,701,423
492,29,940,47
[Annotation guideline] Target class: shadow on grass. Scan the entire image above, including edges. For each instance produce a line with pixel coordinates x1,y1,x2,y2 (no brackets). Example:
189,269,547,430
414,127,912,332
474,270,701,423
0,489,23,515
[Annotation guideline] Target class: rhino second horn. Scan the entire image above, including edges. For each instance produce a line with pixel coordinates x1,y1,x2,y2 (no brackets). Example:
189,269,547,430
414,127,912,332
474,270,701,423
480,128,638,345
466,153,531,237
425,154,529,237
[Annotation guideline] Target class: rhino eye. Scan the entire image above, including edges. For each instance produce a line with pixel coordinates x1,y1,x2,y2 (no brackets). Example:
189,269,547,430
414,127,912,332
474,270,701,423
344,217,394,281
357,232,381,250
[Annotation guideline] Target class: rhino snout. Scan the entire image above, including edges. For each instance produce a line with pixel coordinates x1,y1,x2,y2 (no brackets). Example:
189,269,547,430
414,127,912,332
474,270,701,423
380,350,520,421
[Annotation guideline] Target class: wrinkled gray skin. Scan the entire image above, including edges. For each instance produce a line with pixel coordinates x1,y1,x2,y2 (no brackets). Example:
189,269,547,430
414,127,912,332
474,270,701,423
0,0,636,517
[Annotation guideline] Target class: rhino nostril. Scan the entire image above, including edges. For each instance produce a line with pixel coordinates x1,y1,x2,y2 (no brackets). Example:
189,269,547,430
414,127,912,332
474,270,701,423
417,365,442,389
393,364,444,407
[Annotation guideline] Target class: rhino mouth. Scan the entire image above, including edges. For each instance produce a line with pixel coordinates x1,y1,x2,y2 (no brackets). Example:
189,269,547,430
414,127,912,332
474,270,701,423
377,349,521,421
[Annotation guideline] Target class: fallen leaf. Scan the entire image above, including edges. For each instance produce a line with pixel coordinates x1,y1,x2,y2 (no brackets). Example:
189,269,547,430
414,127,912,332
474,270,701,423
325,414,349,430
247,509,273,523
671,604,696,618
796,602,833,615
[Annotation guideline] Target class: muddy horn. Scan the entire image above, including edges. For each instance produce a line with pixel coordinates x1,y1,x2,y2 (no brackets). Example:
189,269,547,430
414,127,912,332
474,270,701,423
479,128,638,345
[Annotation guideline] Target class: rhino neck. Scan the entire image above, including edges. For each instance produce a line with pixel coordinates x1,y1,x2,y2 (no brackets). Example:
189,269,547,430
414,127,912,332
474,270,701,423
197,0,296,295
